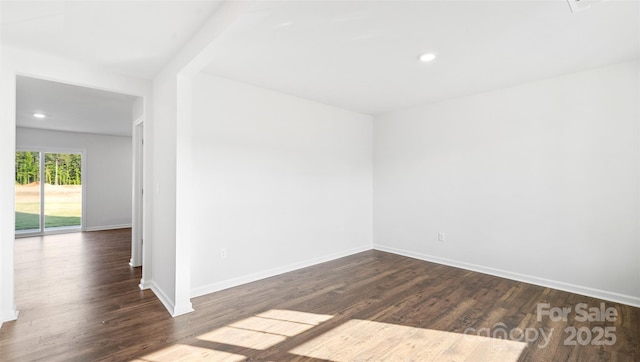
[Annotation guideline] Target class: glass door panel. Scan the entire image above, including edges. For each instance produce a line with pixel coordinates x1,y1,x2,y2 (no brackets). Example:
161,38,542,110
15,151,41,232
44,153,82,230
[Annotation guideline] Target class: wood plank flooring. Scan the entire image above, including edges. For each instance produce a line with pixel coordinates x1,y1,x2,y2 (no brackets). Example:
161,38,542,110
1,229,638,361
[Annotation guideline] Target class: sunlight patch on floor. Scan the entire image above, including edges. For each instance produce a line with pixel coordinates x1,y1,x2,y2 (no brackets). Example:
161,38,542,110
134,310,525,361
131,344,245,362
197,309,333,350
228,309,332,338
289,319,527,361
198,325,287,350
257,309,333,325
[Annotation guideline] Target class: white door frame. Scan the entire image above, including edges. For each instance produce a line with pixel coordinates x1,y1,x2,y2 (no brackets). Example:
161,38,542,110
130,118,144,267
1,49,152,325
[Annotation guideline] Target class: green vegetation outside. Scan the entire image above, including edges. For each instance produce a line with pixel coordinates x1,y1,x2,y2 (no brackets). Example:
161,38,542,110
15,212,81,231
16,151,82,186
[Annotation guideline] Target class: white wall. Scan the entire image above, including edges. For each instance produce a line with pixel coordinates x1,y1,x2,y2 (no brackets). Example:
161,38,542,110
374,60,640,306
148,1,252,316
0,36,19,326
190,73,373,296
16,128,133,230
149,71,179,312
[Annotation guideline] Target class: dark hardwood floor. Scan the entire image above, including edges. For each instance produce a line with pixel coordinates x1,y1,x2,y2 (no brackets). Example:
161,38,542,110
0,229,638,361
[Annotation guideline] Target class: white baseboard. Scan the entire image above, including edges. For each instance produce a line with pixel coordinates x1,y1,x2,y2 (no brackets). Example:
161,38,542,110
173,301,194,317
1,308,19,326
191,244,372,298
129,258,142,267
139,278,151,290
146,280,194,317
374,244,640,308
148,281,174,316
84,224,132,232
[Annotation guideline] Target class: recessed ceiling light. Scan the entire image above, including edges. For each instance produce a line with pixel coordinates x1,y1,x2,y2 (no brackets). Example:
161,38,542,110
33,113,46,119
418,53,436,62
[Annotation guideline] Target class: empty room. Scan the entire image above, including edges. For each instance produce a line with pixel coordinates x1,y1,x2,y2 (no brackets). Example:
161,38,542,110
0,0,638,361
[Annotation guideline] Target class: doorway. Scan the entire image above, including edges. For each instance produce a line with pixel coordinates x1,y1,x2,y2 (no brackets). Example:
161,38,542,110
2,73,150,326
15,150,84,235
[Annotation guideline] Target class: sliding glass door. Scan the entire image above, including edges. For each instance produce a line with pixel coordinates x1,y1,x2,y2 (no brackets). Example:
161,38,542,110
15,151,83,234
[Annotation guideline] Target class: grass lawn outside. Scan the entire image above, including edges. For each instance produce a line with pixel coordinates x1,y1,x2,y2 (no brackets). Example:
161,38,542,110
15,212,81,231
15,184,82,231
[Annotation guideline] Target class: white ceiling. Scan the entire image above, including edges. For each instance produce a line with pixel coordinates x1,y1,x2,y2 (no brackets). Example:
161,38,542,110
1,0,222,79
2,0,639,128
16,76,138,137
2,1,222,136
203,0,639,115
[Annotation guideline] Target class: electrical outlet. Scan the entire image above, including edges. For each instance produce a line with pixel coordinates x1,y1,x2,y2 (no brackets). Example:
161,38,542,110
220,248,227,259
438,232,445,242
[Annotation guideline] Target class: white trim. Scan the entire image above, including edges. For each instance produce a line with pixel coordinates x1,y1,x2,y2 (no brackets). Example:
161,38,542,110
1,308,19,324
129,259,138,267
130,120,144,267
191,244,372,298
636,56,640,314
148,281,174,316
374,244,640,308
147,281,193,317
172,301,194,317
84,224,132,232
139,279,152,290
